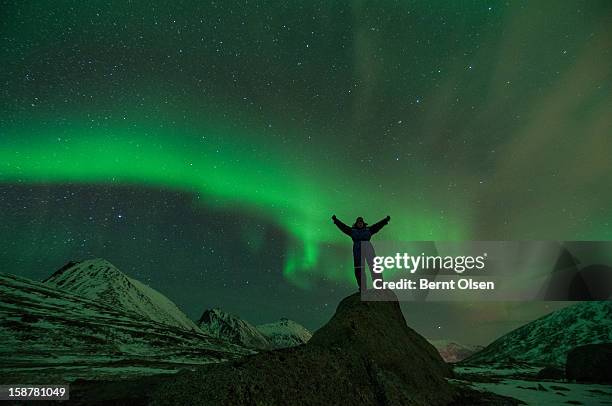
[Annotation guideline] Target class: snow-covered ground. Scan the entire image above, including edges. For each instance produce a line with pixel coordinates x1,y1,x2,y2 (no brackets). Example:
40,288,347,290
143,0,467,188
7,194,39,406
454,366,612,405
456,365,542,378
456,378,612,405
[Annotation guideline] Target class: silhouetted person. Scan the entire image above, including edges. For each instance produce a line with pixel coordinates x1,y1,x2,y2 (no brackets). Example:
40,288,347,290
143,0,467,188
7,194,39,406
332,215,390,291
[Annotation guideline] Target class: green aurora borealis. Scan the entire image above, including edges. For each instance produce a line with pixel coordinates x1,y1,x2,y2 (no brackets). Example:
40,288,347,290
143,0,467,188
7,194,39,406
1,1,611,343
1,121,467,288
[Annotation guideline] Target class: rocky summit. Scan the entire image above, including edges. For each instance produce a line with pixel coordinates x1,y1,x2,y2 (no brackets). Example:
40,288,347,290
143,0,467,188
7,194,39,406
151,289,456,406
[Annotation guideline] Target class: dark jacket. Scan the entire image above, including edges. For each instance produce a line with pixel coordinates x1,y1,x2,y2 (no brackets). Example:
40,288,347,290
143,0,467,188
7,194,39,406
333,217,389,254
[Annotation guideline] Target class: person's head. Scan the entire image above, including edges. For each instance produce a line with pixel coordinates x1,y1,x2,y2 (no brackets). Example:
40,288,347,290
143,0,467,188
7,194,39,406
353,216,366,229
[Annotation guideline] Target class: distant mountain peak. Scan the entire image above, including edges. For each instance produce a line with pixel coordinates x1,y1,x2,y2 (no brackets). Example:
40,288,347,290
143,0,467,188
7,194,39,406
198,308,270,350
428,340,484,363
257,318,312,349
196,308,312,350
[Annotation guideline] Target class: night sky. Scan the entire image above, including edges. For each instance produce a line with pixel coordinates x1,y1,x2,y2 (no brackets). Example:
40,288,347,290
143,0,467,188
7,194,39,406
1,1,610,345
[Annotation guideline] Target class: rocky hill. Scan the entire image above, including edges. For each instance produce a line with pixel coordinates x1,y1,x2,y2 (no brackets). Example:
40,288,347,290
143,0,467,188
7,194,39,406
151,289,457,405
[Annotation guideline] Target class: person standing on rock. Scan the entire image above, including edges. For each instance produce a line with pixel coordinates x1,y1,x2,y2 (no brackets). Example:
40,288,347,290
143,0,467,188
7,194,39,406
332,214,390,291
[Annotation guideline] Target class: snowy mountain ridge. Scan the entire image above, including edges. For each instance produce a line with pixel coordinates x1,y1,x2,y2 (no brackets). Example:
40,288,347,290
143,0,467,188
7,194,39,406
197,308,270,349
463,301,612,367
197,308,312,349
428,340,484,363
257,317,312,348
43,258,199,331
0,271,253,382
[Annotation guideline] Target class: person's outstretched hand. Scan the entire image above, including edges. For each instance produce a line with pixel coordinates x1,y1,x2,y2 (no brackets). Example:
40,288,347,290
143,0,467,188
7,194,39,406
386,215,391,221
332,214,337,221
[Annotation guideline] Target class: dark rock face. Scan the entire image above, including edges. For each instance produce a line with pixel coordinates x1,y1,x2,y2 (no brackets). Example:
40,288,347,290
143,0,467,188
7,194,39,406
151,289,457,405
566,343,612,383
308,289,453,381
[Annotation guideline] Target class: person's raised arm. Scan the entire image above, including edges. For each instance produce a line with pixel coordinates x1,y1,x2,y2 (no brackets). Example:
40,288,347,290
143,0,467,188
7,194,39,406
369,215,390,234
332,215,352,236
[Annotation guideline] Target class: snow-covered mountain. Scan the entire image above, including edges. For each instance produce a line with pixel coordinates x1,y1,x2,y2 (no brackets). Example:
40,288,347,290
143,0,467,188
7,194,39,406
43,259,198,331
257,318,312,348
463,301,612,367
0,271,253,382
197,309,312,350
429,340,484,363
197,308,270,350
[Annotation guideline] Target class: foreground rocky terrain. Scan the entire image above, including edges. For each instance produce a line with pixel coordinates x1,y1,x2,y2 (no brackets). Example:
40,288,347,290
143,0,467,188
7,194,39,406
147,290,511,406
